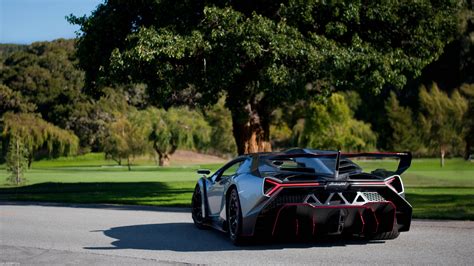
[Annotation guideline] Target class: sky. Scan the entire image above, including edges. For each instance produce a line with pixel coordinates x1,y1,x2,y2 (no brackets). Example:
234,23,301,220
0,0,103,44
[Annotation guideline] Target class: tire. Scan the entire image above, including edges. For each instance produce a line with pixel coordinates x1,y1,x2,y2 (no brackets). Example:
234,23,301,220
191,184,207,229
370,220,400,240
227,188,245,245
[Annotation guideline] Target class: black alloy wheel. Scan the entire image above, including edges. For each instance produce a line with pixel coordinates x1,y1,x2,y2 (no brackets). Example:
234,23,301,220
191,185,206,229
227,188,244,245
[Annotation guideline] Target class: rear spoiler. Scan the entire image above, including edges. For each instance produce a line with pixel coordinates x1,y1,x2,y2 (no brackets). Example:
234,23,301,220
266,151,412,175
341,152,412,175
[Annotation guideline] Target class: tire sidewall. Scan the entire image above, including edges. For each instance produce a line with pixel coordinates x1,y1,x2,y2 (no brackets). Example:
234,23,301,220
192,184,206,229
227,188,243,244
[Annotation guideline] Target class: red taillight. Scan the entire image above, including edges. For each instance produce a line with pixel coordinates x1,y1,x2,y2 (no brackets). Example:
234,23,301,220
385,175,404,194
264,179,281,196
263,178,320,197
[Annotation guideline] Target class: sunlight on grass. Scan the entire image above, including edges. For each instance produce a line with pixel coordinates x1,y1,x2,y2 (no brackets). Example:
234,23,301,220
1,155,473,220
406,188,474,220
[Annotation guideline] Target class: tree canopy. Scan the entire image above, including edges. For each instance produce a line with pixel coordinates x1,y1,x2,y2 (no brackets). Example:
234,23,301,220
102,113,148,170
0,84,35,115
0,39,84,128
419,83,468,165
460,83,474,158
295,93,377,151
145,107,211,166
70,0,463,154
5,137,29,185
385,91,422,152
1,112,79,166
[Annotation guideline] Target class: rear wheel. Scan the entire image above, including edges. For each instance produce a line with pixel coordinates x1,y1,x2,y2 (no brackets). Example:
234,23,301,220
227,188,245,245
191,184,207,229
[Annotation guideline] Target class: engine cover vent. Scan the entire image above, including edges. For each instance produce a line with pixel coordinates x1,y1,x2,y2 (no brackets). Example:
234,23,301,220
304,191,386,206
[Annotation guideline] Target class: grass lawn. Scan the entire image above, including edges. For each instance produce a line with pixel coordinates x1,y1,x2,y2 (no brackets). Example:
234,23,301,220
357,158,474,219
0,153,219,207
0,154,473,220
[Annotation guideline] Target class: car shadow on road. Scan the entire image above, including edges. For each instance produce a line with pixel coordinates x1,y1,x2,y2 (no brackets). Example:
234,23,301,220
84,223,385,252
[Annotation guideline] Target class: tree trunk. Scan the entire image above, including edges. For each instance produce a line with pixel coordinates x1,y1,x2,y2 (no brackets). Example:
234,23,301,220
127,157,131,171
440,148,445,168
27,154,33,169
154,142,175,166
465,138,471,160
231,103,272,155
113,158,122,166
158,153,170,166
105,153,122,165
153,152,160,165
16,139,20,185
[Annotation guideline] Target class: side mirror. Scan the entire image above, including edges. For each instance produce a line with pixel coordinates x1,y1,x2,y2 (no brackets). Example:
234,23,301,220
197,169,211,175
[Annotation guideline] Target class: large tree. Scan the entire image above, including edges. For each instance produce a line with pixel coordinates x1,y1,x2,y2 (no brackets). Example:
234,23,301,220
5,137,29,185
102,113,148,170
204,97,237,156
459,83,474,159
419,84,468,166
67,87,132,151
295,93,377,152
385,91,423,153
145,107,211,166
0,39,84,128
70,0,462,154
1,113,79,167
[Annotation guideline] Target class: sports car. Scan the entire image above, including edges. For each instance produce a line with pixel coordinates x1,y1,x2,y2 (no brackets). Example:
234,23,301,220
191,148,412,244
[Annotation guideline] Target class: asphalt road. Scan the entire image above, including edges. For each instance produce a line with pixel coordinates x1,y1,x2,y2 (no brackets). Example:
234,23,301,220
1,202,473,265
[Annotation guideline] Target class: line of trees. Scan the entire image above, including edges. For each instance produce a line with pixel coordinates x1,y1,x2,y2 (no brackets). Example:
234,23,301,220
1,1,473,183
386,84,469,166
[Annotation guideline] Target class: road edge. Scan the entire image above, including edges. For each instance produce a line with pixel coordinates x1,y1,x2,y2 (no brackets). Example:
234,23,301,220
0,200,191,213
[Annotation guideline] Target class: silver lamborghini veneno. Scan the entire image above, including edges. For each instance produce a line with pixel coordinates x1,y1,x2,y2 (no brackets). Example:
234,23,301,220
191,148,412,245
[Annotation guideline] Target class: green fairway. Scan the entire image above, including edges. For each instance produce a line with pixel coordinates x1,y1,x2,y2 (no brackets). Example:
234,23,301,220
0,154,473,220
404,158,474,220
356,158,474,187
405,187,474,220
0,153,217,207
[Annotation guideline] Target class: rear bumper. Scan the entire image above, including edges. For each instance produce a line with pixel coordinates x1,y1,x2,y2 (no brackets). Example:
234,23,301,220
267,202,396,238
241,184,412,237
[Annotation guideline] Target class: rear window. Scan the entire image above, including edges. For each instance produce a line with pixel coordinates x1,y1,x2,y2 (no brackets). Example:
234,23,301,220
266,156,339,176
263,154,403,178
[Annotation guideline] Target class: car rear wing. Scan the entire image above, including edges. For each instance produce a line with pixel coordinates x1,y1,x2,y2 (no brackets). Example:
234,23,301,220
264,151,412,176
341,152,412,175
